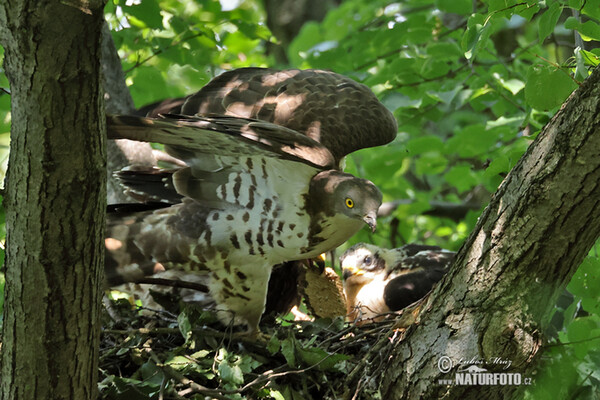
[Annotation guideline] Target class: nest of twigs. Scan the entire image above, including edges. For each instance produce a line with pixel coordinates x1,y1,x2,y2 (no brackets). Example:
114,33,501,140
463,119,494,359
99,296,416,400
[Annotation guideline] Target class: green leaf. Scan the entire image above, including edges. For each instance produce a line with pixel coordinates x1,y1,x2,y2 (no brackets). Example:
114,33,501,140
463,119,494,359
383,92,422,110
538,2,563,43
239,354,261,374
564,17,600,42
524,64,577,111
177,311,192,341
518,2,540,21
140,361,165,386
296,346,349,371
568,0,584,8
280,337,296,367
129,67,170,107
568,257,600,297
268,389,286,400
574,47,588,81
406,136,444,155
233,20,272,41
281,385,306,400
566,316,600,359
165,355,189,366
498,77,525,95
426,42,463,60
487,0,518,13
445,124,498,157
578,49,600,67
461,14,492,60
267,335,281,355
426,86,462,104
103,375,162,400
165,355,200,373
435,0,472,14
218,361,244,385
288,22,323,65
567,316,600,342
444,165,479,193
190,349,210,359
123,0,163,30
581,0,600,20
581,297,600,315
415,153,448,175
484,155,510,178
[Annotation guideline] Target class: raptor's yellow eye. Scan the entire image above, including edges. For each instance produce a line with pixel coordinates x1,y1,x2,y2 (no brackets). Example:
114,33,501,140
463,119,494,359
345,198,354,208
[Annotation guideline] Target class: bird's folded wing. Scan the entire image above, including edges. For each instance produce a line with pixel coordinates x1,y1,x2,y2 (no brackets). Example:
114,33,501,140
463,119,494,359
108,114,325,209
386,245,455,276
384,266,447,311
107,114,336,169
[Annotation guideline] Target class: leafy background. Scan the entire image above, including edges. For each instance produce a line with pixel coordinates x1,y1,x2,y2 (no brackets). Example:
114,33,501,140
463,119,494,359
2,0,600,398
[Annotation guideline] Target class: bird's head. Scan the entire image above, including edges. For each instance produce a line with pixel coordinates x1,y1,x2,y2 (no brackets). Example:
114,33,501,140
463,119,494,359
308,170,382,233
340,242,387,285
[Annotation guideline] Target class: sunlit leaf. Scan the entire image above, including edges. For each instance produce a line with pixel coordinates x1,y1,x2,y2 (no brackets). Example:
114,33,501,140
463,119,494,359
218,361,244,385
123,0,164,29
524,64,577,111
565,17,600,42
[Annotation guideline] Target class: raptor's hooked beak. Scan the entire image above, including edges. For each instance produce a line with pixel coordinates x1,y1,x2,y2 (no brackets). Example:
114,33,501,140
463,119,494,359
363,211,377,233
342,264,363,280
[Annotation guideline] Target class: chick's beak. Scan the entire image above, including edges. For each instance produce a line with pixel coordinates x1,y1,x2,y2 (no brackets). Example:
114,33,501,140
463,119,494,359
363,211,377,233
342,264,363,280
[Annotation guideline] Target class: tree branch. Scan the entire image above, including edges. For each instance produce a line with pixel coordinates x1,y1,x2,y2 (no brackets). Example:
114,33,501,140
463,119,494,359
380,67,600,399
378,199,481,221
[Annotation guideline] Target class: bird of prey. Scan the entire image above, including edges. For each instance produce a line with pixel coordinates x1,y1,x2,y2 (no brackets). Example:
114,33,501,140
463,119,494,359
106,68,397,335
340,243,454,323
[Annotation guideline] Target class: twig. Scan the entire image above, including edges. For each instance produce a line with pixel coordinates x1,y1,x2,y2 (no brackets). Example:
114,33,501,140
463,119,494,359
355,19,468,71
343,327,394,400
103,326,225,337
238,353,341,394
147,348,233,400
567,369,595,400
133,277,209,292
483,3,529,25
124,32,204,73
543,334,600,348
534,54,583,86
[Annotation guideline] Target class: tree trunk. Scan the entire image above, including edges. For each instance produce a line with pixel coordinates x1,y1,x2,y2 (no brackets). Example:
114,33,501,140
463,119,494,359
379,67,600,399
0,1,106,399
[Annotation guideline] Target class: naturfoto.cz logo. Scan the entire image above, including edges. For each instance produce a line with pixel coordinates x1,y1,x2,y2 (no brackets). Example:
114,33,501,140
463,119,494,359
437,356,533,386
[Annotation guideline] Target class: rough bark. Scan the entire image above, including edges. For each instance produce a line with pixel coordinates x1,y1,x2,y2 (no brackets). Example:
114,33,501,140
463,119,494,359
379,67,600,399
0,1,106,399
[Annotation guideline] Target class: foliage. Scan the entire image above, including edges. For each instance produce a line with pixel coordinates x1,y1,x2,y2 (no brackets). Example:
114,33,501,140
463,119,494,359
100,296,404,399
1,0,600,398
525,245,600,400
104,0,274,107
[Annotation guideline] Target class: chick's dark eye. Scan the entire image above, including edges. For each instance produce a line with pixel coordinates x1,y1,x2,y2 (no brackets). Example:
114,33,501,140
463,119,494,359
363,256,372,265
